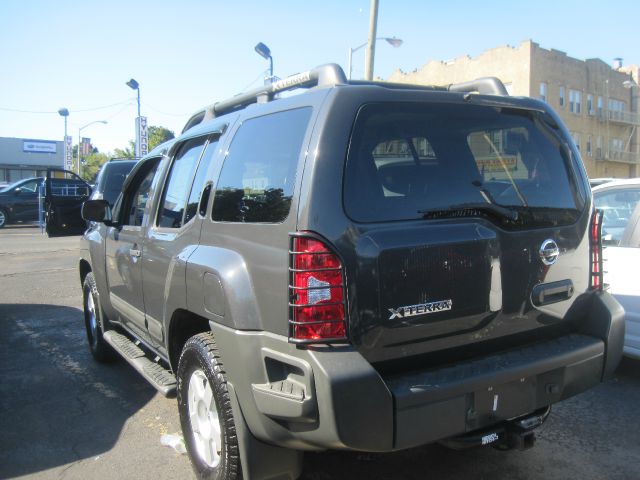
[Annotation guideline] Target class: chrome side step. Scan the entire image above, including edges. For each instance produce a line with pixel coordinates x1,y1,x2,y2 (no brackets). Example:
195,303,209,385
104,330,176,396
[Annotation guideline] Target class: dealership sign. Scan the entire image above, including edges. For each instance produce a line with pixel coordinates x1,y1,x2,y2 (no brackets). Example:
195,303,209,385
64,136,73,170
23,140,57,154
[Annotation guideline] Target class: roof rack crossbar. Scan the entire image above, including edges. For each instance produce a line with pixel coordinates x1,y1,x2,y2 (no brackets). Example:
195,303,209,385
182,64,346,133
448,77,508,96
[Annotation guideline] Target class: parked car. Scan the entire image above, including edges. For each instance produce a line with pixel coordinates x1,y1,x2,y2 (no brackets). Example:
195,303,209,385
0,177,44,228
79,64,623,480
90,158,138,208
589,177,617,188
593,178,640,358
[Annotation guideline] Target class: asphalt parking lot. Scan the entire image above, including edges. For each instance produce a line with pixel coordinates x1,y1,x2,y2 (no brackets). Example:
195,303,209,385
1,225,639,480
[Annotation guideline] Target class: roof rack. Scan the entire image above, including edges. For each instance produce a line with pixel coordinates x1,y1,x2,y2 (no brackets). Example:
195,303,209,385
182,67,509,133
182,63,347,133
447,77,508,96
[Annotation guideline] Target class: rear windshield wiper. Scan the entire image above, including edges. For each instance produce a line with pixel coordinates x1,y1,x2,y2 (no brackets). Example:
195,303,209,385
419,202,519,221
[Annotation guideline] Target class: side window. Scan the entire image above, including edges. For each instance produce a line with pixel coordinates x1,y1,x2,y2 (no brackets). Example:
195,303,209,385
128,163,159,226
118,158,160,227
183,138,219,225
19,180,40,193
211,107,312,223
157,137,207,228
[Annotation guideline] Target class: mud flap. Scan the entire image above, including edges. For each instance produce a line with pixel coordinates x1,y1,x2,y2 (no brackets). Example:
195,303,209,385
227,382,303,480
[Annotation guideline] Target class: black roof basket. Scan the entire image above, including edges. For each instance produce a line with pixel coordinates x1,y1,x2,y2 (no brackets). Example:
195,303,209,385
182,63,347,133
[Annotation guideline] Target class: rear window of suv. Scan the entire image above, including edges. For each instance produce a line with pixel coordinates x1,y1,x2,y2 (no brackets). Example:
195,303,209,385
344,102,586,227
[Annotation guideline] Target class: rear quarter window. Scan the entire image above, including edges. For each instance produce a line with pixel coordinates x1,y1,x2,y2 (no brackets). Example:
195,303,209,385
211,107,312,223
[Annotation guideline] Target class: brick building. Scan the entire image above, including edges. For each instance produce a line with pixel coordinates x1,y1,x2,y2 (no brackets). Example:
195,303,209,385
389,40,640,179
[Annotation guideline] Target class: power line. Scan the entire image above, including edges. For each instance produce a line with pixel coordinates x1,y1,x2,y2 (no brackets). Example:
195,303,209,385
0,98,133,115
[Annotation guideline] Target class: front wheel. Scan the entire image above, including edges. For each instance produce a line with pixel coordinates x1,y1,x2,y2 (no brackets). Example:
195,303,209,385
82,272,116,362
0,207,8,228
177,332,241,480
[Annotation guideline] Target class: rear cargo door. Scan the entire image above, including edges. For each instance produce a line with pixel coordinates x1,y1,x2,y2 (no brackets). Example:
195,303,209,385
44,169,91,236
342,101,589,365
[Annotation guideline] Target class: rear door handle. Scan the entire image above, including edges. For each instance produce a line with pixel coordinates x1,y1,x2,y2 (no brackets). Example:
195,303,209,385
531,279,574,307
129,248,141,258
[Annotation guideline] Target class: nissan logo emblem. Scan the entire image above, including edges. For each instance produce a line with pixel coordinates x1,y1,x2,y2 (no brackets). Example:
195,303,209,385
539,239,560,266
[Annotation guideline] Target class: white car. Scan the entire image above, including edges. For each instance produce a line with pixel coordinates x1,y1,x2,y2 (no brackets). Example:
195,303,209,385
593,178,640,358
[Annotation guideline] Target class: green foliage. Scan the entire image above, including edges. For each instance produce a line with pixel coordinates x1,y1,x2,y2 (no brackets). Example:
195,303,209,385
112,125,175,159
81,152,110,182
148,125,175,151
113,140,136,159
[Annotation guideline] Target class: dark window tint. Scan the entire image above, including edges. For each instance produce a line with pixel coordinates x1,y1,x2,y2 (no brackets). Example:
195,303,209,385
212,107,311,223
127,162,159,226
184,139,219,224
157,137,207,228
344,103,584,227
98,162,136,206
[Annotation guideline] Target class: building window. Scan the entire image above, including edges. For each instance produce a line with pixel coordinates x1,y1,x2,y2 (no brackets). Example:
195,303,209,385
559,86,565,107
539,82,547,102
596,136,603,159
571,132,581,151
587,135,592,157
608,99,626,112
0,169,6,183
597,96,603,117
569,90,582,114
587,94,594,115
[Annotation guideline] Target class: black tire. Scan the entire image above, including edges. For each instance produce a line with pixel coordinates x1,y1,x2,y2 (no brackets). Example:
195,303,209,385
82,272,116,362
0,207,8,228
177,332,241,480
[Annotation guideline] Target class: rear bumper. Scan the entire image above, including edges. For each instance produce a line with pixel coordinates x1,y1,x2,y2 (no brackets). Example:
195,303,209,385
211,291,624,452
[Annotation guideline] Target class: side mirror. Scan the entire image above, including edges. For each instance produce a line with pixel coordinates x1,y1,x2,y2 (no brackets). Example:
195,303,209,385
14,187,22,195
82,199,113,224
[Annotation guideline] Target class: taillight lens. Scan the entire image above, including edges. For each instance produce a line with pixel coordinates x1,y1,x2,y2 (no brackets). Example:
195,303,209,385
589,209,604,291
289,234,347,343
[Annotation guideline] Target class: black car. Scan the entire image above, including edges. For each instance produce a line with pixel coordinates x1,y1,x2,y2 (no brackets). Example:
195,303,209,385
90,159,137,208
0,177,44,228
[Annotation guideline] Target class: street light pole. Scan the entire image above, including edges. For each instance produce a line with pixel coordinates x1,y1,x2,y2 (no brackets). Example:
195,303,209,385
126,78,141,157
364,0,380,81
77,120,108,177
254,42,274,83
348,37,403,80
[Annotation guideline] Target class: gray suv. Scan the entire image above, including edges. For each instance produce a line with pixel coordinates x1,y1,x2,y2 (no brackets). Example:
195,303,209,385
80,64,624,480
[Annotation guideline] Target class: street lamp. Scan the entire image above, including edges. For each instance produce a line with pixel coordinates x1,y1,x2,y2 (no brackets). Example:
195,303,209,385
58,108,69,137
78,120,107,176
254,42,273,83
348,37,403,80
58,108,69,170
126,78,141,118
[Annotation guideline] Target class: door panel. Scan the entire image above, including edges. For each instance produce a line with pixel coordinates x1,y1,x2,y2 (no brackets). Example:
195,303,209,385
45,169,91,236
105,225,149,341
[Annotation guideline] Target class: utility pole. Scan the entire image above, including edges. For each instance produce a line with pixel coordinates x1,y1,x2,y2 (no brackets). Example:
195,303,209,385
364,0,379,81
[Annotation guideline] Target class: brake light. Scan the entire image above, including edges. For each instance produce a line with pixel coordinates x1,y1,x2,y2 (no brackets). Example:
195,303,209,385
589,209,604,291
289,234,347,343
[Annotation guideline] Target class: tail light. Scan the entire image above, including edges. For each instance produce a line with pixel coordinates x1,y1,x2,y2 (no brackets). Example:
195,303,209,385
589,209,604,291
289,233,348,343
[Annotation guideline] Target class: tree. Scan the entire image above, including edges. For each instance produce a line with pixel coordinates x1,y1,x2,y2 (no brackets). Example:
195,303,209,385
113,140,135,159
113,125,175,159
81,152,110,182
148,126,175,151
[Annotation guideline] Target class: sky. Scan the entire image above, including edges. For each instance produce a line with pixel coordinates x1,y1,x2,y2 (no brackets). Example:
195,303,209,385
1,0,638,155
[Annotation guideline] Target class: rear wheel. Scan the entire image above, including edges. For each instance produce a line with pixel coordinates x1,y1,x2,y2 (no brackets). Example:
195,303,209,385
0,207,8,228
82,272,116,362
177,332,241,480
